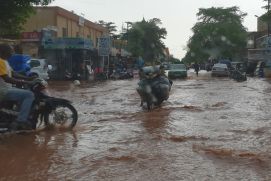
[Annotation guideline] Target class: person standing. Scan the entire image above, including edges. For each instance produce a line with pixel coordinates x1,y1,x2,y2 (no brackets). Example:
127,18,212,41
194,62,200,76
136,56,145,69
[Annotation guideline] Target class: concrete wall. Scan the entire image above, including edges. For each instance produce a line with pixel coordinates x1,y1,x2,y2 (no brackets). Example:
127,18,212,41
23,8,56,32
22,7,108,48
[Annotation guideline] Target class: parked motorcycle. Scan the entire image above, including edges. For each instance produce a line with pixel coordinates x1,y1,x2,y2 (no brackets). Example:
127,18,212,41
65,70,81,80
136,66,172,110
229,68,247,82
94,67,108,81
0,79,78,132
110,68,134,80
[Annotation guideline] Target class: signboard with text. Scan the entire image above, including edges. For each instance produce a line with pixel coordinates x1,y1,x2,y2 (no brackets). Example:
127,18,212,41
21,32,41,42
42,37,93,49
98,36,111,56
79,16,85,26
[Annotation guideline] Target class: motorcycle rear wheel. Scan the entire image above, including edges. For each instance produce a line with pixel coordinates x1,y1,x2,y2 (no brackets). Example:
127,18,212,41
44,102,78,129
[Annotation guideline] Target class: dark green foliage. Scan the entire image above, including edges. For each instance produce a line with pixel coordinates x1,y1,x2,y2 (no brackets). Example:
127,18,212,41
168,57,181,64
262,0,270,11
126,18,167,65
0,0,53,38
97,20,117,36
260,0,271,23
182,6,247,64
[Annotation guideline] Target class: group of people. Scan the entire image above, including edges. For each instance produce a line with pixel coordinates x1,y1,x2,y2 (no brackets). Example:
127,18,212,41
0,44,35,130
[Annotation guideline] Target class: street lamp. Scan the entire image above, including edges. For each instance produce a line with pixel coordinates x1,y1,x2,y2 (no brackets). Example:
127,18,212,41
255,15,259,32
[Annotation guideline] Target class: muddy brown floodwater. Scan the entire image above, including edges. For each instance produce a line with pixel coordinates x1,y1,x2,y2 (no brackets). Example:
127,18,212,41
1,71,271,180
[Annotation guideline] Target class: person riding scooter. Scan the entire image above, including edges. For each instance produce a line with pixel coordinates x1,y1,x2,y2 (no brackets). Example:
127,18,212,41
0,44,35,130
137,65,172,109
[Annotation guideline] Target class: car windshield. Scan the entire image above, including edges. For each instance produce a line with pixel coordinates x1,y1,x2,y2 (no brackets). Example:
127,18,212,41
213,64,227,68
170,64,186,70
29,59,41,68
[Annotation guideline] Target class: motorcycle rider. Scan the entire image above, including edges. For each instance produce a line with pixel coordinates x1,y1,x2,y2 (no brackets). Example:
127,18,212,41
137,64,172,108
0,44,34,130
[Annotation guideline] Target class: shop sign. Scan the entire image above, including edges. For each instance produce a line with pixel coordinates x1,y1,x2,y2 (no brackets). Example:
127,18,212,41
42,37,93,49
79,16,85,26
98,36,111,56
21,32,41,42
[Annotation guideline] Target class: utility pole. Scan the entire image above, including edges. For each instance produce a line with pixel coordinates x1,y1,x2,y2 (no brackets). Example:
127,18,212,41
124,22,132,34
124,22,132,48
268,0,270,36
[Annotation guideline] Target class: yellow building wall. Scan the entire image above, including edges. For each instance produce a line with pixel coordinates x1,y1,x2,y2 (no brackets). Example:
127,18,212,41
67,19,71,37
70,21,79,37
83,27,91,39
23,7,107,48
23,8,55,32
258,19,267,32
56,15,85,38
56,15,67,37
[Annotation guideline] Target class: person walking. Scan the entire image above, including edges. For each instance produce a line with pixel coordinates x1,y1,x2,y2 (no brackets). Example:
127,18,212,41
194,62,200,76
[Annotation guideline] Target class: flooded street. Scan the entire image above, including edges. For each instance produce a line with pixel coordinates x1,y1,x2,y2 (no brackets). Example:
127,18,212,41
1,71,271,180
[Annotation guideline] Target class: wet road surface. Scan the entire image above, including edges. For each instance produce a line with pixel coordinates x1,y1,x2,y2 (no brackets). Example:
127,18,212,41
1,70,271,180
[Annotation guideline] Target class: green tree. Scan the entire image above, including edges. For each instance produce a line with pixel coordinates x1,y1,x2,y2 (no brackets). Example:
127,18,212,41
168,56,181,64
97,20,117,36
262,0,271,15
182,6,247,64
126,18,167,65
260,0,271,34
0,0,53,38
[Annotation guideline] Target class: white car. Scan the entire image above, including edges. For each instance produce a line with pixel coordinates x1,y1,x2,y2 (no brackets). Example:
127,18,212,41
29,59,51,80
211,63,229,77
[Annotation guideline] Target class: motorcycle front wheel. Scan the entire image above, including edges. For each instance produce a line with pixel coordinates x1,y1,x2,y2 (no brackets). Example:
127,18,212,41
44,102,78,129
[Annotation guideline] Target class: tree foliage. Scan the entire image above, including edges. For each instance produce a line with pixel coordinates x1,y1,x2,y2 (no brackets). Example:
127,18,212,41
262,0,271,11
97,20,117,36
0,0,53,38
168,56,181,64
182,6,247,64
260,0,271,23
126,18,167,64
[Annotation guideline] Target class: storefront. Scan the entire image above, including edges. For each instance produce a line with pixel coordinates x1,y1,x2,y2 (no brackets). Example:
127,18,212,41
40,37,94,80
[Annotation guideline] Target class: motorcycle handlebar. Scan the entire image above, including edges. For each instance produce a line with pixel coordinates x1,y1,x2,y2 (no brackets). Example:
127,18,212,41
28,78,48,90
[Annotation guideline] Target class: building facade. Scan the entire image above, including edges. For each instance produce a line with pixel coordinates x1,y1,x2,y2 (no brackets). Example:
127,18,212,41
257,17,271,36
23,6,108,48
247,17,271,63
20,6,109,80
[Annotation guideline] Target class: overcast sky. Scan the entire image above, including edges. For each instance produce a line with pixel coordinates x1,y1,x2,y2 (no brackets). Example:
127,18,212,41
51,0,266,59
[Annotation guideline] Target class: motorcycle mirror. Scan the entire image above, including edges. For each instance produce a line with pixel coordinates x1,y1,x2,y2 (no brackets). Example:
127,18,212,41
48,65,53,70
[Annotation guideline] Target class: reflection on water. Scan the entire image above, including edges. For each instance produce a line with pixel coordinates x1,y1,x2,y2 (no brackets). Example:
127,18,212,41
0,130,79,180
1,74,271,180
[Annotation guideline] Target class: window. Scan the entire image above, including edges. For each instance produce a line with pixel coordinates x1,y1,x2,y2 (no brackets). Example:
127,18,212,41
62,28,67,37
29,60,40,68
